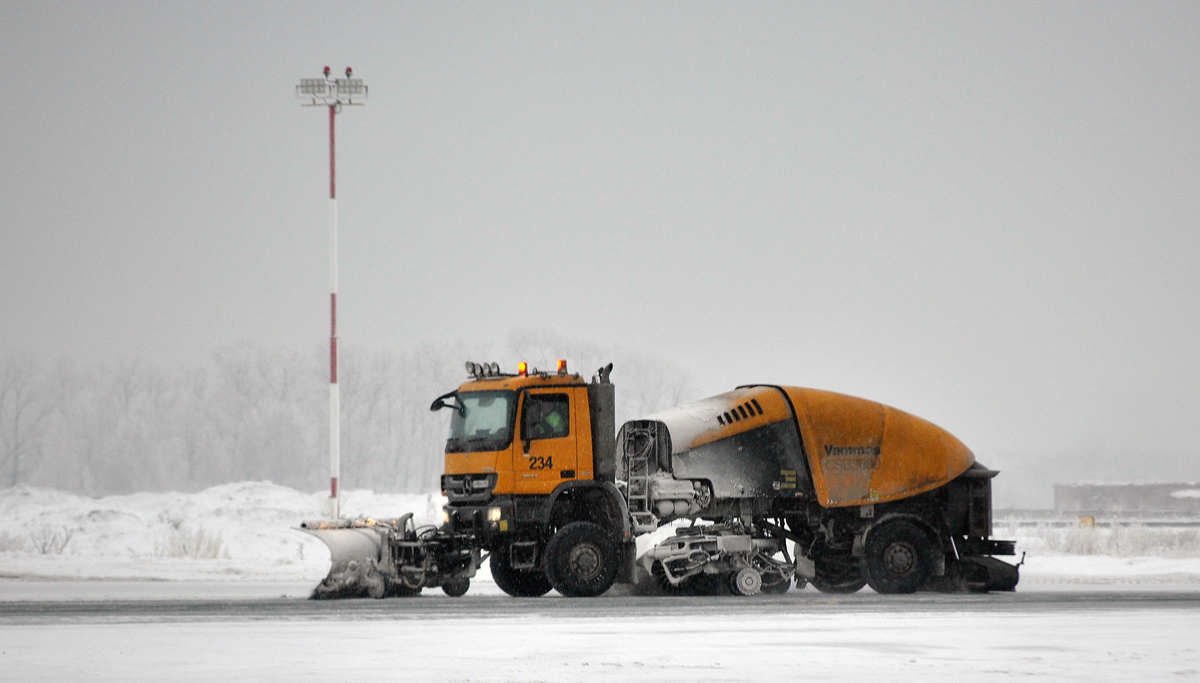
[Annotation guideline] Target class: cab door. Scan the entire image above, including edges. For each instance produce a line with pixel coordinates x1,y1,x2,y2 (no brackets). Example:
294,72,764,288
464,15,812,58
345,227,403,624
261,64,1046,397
514,389,579,494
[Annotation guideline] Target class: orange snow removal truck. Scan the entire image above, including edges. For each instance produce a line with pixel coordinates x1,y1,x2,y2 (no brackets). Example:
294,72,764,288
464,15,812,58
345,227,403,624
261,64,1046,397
302,361,1019,598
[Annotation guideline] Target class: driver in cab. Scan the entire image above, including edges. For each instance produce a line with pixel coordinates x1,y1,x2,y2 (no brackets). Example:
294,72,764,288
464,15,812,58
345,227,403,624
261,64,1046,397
526,397,568,440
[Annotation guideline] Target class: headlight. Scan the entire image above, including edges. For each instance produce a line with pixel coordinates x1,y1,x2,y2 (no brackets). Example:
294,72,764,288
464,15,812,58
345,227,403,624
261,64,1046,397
442,509,450,525
488,506,502,522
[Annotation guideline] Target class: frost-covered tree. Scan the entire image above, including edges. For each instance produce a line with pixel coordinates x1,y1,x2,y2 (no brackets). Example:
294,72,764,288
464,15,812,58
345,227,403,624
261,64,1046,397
504,328,695,423
0,353,52,486
0,335,695,495
338,340,484,492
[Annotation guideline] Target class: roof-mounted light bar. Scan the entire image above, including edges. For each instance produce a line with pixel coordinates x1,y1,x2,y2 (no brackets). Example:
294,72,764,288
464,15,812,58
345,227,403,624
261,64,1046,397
465,361,505,379
462,360,572,379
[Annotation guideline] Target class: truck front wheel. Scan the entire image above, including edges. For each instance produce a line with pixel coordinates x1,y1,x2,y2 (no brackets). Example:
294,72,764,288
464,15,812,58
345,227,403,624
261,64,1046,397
490,544,552,597
544,522,619,597
863,520,935,594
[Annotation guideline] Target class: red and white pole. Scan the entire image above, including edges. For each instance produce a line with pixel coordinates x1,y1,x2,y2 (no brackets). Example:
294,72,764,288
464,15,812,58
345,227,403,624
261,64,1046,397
298,66,364,519
328,103,340,519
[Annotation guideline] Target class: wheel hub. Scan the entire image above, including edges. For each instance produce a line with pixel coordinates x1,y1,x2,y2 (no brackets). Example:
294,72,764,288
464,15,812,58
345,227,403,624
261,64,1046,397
883,542,915,576
568,543,602,581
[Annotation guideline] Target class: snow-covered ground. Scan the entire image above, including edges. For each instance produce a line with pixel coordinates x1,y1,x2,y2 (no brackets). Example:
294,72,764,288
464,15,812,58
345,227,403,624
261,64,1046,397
3,483,1200,681
1,482,1199,594
3,606,1199,682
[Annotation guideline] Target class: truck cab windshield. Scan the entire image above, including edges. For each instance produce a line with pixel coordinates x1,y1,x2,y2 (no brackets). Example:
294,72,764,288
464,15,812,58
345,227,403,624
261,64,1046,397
445,390,516,453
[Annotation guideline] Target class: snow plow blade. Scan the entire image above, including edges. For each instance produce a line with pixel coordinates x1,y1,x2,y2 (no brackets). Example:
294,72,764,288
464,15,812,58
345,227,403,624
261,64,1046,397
300,516,406,599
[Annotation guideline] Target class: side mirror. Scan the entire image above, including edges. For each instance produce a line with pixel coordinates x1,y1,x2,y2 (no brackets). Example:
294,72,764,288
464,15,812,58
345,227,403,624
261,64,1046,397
430,391,464,415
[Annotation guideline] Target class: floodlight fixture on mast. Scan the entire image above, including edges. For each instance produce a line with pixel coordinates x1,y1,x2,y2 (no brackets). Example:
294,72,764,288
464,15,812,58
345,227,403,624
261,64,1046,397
296,66,368,520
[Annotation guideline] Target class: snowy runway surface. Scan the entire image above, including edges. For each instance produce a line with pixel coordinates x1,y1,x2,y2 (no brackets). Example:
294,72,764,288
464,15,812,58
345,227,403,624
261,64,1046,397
1,592,1198,682
4,483,1200,680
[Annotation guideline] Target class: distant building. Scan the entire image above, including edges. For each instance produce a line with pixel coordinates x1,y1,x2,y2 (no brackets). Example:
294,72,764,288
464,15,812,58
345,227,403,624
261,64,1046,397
1053,483,1200,513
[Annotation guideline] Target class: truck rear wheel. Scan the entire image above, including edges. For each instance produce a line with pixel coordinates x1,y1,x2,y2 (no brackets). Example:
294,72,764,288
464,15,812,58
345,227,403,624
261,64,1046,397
490,544,552,597
544,521,619,597
863,520,935,594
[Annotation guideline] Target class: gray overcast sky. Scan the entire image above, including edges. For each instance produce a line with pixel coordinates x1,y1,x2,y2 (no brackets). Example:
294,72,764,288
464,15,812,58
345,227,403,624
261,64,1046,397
2,2,1198,479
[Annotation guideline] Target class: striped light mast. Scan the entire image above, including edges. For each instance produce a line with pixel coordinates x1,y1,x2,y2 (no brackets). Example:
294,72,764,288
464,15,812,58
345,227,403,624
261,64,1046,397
297,67,367,519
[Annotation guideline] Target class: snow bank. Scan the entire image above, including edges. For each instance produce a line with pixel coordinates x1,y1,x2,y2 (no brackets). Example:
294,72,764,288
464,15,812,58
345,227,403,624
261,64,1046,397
987,519,1200,587
0,482,445,581
3,483,1200,588
1001,520,1200,558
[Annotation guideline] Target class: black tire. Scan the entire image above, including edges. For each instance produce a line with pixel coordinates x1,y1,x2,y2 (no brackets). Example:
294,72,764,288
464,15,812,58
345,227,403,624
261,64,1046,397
809,548,867,594
441,578,470,597
863,520,935,594
544,521,619,597
490,544,552,597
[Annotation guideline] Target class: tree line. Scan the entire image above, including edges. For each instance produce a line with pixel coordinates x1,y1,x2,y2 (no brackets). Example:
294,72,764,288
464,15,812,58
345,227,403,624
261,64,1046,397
0,333,693,495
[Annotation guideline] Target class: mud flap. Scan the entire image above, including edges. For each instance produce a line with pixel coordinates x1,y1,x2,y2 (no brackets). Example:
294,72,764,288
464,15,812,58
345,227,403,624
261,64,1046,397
964,556,1020,592
928,556,1020,593
794,554,816,580
616,541,638,584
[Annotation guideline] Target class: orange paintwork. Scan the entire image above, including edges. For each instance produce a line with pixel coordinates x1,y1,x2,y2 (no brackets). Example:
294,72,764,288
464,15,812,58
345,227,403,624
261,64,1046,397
783,387,974,507
443,372,593,496
444,372,973,506
684,387,794,450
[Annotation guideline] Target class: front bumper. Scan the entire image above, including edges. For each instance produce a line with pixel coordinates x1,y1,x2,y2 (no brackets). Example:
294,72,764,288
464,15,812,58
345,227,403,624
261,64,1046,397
445,498,517,539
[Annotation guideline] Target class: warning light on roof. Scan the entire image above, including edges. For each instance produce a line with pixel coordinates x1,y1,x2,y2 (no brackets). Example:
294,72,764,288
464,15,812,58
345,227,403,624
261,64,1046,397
518,362,528,376
557,360,567,375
